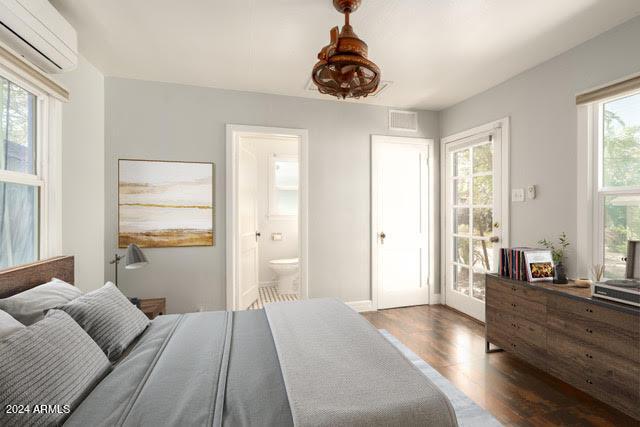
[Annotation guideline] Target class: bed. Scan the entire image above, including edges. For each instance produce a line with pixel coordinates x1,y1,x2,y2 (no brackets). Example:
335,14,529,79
0,257,458,427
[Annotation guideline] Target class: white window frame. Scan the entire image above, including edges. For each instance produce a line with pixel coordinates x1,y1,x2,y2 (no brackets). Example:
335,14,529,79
577,89,640,278
0,62,62,267
268,153,298,219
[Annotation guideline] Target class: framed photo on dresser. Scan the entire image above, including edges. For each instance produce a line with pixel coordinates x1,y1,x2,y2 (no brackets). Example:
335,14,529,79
524,250,554,282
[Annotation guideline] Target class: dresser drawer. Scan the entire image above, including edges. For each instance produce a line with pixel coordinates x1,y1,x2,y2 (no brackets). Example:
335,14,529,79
547,294,640,362
548,293,639,334
547,309,639,363
486,306,547,370
548,331,640,419
487,308,546,347
487,277,546,303
485,310,513,351
487,279,546,324
511,336,547,371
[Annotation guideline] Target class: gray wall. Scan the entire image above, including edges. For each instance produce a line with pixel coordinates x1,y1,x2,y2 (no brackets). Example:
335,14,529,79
440,16,640,276
53,54,105,292
105,78,439,313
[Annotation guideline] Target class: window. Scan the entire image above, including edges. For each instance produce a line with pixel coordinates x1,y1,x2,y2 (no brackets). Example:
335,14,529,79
595,91,640,279
0,72,47,269
269,155,298,217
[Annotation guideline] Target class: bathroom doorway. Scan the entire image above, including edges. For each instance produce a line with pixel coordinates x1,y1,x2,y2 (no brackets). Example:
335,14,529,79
226,125,309,311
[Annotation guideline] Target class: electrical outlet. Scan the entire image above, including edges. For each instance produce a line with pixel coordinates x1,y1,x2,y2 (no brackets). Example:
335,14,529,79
527,185,536,200
511,188,525,202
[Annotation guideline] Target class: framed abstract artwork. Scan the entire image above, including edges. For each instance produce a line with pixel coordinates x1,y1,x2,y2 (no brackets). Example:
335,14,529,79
118,159,215,248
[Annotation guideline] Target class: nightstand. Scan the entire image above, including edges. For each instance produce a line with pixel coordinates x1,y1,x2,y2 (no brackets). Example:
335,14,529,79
139,298,166,319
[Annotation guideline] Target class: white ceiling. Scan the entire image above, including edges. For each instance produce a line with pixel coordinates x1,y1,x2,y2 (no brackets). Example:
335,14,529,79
51,0,640,110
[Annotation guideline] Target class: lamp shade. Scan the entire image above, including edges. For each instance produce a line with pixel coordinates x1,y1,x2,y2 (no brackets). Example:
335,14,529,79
125,244,148,270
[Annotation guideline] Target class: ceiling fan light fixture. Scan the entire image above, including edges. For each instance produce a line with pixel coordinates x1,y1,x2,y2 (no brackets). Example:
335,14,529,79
312,0,381,99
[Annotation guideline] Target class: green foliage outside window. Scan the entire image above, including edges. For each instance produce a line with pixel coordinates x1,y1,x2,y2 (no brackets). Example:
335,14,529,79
602,93,640,278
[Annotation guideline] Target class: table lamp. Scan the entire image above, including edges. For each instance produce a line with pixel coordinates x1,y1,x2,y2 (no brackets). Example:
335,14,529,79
109,244,149,306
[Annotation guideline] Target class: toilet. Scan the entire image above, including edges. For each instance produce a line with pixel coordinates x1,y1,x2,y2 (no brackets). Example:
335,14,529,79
269,258,299,294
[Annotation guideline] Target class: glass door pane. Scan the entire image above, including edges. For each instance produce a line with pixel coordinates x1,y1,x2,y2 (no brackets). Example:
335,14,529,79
450,147,471,296
446,130,502,322
469,142,494,301
450,141,496,302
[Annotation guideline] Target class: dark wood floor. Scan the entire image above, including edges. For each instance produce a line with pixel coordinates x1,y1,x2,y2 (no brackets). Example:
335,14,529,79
362,304,638,427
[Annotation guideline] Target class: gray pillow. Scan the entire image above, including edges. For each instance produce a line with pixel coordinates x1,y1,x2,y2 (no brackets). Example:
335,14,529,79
56,282,150,361
0,278,82,325
0,309,24,339
0,309,111,426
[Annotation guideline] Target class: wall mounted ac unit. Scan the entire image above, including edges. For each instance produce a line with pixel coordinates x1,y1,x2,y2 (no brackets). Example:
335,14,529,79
0,0,77,73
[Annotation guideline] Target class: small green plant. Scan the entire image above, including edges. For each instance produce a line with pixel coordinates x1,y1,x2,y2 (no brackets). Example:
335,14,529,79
538,232,570,264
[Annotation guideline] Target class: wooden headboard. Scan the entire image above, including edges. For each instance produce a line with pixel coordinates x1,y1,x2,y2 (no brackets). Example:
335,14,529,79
0,256,74,298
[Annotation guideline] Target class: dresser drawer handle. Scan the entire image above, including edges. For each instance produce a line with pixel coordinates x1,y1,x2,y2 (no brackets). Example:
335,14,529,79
585,353,593,359
510,303,517,308
585,308,594,313
585,328,593,334
586,379,593,385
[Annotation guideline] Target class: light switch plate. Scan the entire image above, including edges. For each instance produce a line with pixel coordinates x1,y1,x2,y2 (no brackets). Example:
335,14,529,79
272,232,283,241
512,188,525,202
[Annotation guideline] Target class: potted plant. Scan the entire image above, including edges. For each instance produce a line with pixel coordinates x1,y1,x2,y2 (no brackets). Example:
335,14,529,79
538,232,570,284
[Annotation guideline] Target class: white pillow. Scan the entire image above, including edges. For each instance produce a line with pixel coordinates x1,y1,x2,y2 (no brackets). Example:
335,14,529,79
0,278,82,325
0,309,24,340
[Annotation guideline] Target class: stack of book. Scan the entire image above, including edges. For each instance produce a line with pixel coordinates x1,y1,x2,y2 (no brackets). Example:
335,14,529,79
499,247,555,282
499,247,533,281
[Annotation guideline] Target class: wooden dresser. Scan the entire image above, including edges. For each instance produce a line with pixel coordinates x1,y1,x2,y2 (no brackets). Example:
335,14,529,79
486,274,640,420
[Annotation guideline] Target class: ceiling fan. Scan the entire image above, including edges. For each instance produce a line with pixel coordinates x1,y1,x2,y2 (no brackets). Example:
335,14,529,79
311,0,381,99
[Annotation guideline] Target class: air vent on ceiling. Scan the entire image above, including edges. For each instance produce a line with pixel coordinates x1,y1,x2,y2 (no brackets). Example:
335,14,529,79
305,79,392,97
388,110,418,132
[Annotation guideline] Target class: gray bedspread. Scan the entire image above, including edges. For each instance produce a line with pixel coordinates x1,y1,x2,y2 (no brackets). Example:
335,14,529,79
65,300,456,427
65,310,291,427
265,298,458,427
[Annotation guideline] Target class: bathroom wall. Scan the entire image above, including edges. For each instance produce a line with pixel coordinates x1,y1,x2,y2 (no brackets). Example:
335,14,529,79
253,137,299,285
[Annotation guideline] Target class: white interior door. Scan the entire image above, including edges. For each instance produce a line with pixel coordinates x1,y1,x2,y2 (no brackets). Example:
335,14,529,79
444,130,504,321
239,141,259,309
373,137,430,309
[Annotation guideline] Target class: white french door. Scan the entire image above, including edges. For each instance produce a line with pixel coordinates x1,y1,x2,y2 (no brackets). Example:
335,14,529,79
443,122,508,321
372,136,431,309
239,140,259,309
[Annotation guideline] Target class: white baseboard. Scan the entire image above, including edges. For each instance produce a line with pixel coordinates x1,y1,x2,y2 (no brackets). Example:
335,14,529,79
346,300,375,312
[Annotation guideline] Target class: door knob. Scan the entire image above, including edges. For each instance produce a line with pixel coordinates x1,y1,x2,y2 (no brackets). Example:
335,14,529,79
489,236,500,243
255,231,261,241
379,232,386,244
